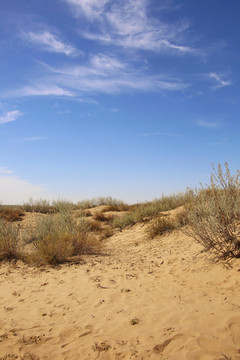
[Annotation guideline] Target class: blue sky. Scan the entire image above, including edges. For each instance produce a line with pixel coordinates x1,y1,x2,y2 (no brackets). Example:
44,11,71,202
0,0,239,204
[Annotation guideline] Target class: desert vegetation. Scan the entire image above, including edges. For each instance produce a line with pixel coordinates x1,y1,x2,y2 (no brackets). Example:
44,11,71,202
0,207,25,222
0,220,22,261
1,163,240,265
186,163,240,259
23,213,101,265
112,191,192,230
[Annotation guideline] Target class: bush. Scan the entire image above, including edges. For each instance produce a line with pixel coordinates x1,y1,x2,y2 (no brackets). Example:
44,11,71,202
22,198,54,214
146,216,176,238
76,197,125,210
0,220,22,261
93,211,108,222
23,213,101,265
186,163,240,258
112,191,192,230
0,208,25,222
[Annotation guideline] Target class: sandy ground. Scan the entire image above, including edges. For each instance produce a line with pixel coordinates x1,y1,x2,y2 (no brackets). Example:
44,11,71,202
0,215,240,360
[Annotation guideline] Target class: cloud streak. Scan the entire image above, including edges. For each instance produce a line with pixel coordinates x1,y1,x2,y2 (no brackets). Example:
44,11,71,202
66,0,194,54
5,54,189,98
0,110,23,124
197,119,220,128
24,31,79,56
5,86,75,98
209,72,232,90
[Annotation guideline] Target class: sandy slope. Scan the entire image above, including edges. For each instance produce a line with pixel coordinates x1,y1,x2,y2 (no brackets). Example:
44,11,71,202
0,216,240,360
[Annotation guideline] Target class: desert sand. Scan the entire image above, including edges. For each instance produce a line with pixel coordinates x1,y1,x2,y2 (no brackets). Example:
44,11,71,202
0,208,240,360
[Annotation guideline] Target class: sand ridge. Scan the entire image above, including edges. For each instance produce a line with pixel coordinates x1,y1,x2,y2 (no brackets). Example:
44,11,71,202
0,219,240,360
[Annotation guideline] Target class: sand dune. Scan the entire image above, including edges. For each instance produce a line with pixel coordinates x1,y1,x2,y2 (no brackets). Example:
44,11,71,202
1,213,240,359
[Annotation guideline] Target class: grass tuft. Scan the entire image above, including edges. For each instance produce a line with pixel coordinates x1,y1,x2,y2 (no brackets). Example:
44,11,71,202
0,220,22,261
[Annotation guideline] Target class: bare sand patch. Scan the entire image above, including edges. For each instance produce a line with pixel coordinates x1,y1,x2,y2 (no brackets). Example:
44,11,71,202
0,221,240,359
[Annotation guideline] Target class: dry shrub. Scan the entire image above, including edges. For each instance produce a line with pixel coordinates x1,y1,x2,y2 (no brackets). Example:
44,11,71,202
100,228,114,240
0,220,22,261
186,163,240,259
174,208,189,227
22,198,76,214
77,197,124,210
146,216,176,238
22,199,54,214
24,213,101,265
87,219,102,232
84,210,92,217
103,203,130,212
93,211,108,222
0,208,25,222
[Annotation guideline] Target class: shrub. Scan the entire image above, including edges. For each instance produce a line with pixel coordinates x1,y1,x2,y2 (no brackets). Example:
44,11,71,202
0,220,22,261
76,197,125,210
23,213,101,265
100,228,114,240
93,211,108,222
112,191,192,230
87,219,102,232
22,198,54,214
52,199,77,213
186,163,240,258
0,208,25,222
102,203,130,212
146,216,176,238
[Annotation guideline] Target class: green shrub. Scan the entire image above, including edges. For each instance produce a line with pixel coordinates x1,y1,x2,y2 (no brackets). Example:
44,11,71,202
76,197,125,210
23,213,101,265
186,163,240,258
22,198,54,214
112,191,192,230
0,220,22,261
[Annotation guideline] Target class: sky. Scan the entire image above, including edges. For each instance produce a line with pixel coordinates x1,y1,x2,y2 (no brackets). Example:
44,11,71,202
0,0,240,204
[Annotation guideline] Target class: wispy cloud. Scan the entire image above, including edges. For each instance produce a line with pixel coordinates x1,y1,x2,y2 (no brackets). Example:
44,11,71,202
209,72,232,90
0,167,14,175
0,172,50,204
42,53,189,94
5,86,75,98
139,131,180,137
66,0,194,54
24,31,80,56
5,53,189,98
0,110,23,124
197,119,220,129
209,137,228,146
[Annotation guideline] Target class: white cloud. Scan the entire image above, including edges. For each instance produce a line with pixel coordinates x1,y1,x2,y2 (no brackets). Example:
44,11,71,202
0,110,23,124
25,31,79,56
209,73,232,90
66,0,194,53
44,54,189,94
197,119,220,129
6,85,75,98
65,0,108,19
0,167,14,175
0,172,51,205
4,54,189,99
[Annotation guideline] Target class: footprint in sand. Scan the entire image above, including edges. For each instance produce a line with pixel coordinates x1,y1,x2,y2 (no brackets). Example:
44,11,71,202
153,334,183,354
